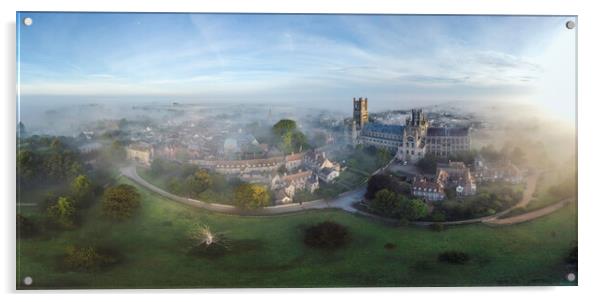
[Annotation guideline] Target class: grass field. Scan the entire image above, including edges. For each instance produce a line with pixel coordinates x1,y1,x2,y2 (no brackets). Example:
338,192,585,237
17,176,577,289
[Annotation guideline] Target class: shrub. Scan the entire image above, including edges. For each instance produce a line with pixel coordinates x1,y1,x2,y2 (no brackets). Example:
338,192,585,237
304,221,350,249
430,223,445,232
102,184,141,220
63,246,118,272
438,251,470,264
384,242,396,250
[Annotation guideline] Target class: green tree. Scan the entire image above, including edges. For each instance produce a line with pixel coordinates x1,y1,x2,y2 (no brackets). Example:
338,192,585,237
102,184,141,220
71,174,92,201
370,189,402,217
47,196,76,228
401,198,429,221
185,169,212,197
272,119,297,136
150,158,166,176
377,148,392,166
416,154,439,174
365,174,411,200
234,183,270,209
17,149,36,181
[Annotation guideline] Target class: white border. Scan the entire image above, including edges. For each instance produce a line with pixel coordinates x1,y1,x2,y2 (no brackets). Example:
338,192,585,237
2,0,600,301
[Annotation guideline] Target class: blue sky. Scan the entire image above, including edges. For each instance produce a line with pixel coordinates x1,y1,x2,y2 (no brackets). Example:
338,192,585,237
17,13,576,121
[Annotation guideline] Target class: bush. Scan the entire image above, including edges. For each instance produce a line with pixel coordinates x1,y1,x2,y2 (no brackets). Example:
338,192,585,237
430,223,445,232
384,242,396,250
102,184,141,220
304,221,350,249
438,251,470,264
63,246,118,272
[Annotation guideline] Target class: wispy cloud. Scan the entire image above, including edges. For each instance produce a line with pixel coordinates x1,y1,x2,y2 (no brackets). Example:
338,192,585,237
17,13,575,121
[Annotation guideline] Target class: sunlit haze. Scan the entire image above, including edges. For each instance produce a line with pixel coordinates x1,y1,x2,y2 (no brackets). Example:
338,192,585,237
17,13,576,122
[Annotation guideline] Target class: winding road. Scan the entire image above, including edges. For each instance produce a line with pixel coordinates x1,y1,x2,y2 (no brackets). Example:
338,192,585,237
119,165,364,216
120,165,574,225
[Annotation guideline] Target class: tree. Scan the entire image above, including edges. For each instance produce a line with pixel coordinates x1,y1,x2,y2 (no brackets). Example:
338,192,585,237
401,198,429,221
71,174,92,201
234,183,270,209
376,148,392,166
102,184,141,220
185,169,212,197
150,158,166,176
365,174,411,200
277,164,287,174
303,221,350,249
416,154,439,174
47,196,76,228
272,119,308,153
17,149,36,182
370,189,402,217
17,214,37,238
272,119,297,137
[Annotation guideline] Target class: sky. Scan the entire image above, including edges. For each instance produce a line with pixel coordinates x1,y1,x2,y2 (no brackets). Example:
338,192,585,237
17,13,576,121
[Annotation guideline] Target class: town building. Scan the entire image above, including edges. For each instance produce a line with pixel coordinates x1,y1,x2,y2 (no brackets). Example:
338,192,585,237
436,161,477,196
304,150,342,183
271,170,320,204
126,142,154,166
412,177,446,201
411,161,477,201
473,156,523,184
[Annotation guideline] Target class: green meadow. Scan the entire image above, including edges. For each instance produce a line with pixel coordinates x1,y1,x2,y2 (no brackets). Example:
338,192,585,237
17,177,577,289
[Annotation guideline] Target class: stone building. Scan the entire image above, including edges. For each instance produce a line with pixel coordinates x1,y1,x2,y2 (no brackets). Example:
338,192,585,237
271,170,320,204
436,161,477,196
350,98,471,163
358,124,404,152
126,142,154,166
353,97,369,129
473,156,523,184
412,177,446,201
411,161,477,201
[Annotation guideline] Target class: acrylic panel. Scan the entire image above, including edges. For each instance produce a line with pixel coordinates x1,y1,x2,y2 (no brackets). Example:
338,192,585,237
16,12,577,289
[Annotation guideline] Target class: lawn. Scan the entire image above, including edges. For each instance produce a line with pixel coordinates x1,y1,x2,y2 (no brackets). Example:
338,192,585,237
17,176,577,289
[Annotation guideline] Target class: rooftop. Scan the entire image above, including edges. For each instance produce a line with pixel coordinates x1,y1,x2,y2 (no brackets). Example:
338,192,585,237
427,127,469,137
362,123,404,135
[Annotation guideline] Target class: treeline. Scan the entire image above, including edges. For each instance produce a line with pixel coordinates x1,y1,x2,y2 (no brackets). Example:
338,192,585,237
17,136,84,185
150,159,270,208
365,174,428,222
428,187,523,221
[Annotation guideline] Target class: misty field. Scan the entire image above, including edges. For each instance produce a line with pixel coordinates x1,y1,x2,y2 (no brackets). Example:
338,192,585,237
17,177,577,289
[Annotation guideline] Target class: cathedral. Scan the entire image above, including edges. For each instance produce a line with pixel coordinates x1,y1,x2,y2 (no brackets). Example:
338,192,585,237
352,98,471,163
